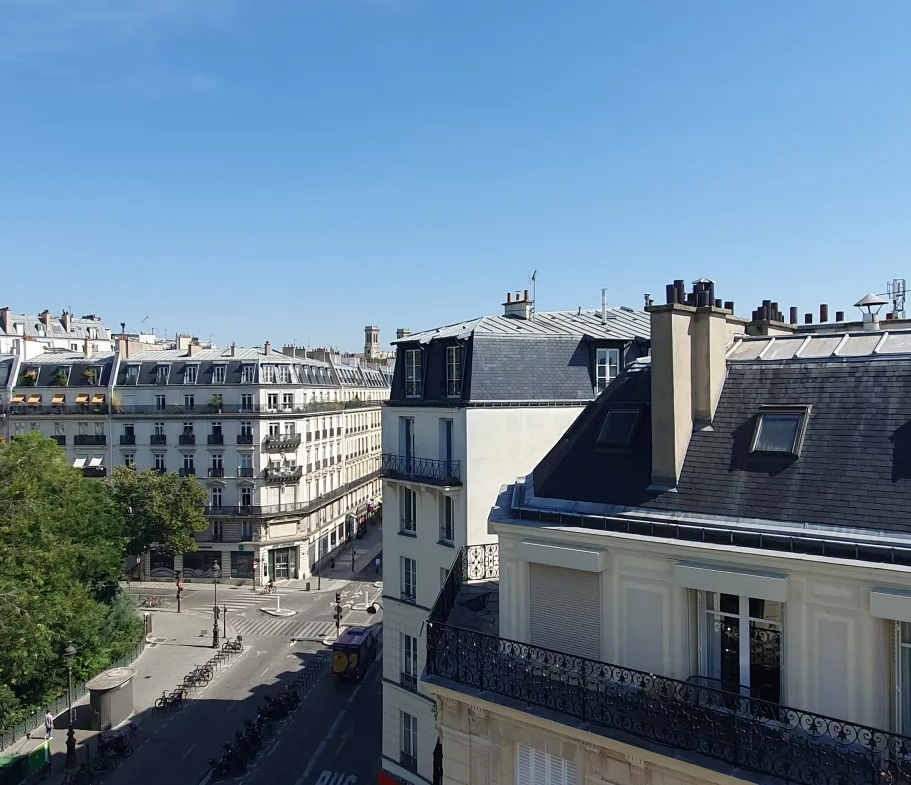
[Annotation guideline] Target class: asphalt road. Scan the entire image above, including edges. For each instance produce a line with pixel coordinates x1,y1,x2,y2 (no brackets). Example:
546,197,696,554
93,560,383,785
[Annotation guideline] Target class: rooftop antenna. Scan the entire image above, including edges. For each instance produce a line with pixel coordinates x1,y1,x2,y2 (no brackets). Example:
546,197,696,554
601,288,607,324
888,278,907,319
530,270,537,320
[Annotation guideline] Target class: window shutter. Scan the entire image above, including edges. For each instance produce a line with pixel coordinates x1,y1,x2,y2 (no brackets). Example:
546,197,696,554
547,754,563,785
516,745,532,785
696,590,707,678
532,749,547,785
565,761,578,785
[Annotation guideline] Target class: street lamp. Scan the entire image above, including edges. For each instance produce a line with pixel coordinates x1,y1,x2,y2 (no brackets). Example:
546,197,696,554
212,561,220,649
62,643,76,725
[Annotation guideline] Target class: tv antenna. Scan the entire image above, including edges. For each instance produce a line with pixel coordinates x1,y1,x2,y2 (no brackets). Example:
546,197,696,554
888,279,906,319
530,270,537,319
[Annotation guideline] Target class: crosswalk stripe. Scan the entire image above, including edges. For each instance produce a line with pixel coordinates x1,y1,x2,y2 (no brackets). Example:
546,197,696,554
231,617,342,639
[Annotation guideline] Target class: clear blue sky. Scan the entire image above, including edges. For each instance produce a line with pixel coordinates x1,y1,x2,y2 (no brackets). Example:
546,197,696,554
2,1,910,350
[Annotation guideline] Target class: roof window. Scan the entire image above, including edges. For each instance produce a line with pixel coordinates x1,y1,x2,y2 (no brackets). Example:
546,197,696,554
749,406,810,456
595,407,642,448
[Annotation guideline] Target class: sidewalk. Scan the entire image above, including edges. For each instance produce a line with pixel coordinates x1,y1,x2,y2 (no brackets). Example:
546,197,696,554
19,609,241,784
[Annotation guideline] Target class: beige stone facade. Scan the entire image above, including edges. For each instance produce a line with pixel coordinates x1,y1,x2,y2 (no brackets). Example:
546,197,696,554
431,685,752,785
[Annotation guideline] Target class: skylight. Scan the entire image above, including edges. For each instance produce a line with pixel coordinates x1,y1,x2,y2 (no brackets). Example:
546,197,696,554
596,407,641,448
749,406,810,456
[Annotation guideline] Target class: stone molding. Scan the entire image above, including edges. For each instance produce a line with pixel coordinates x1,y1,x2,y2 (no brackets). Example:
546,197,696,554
626,755,649,785
582,742,601,775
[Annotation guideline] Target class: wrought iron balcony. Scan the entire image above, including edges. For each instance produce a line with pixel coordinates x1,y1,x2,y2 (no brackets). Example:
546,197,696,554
208,467,225,478
237,467,254,478
381,454,461,486
262,433,302,451
7,404,110,416
404,380,422,397
51,435,66,446
425,544,911,785
178,467,196,477
179,433,196,445
74,434,106,446
263,466,303,484
237,434,254,445
400,672,417,691
207,434,225,445
444,378,461,397
103,400,385,415
120,434,136,446
399,753,417,774
150,434,167,445
81,466,107,479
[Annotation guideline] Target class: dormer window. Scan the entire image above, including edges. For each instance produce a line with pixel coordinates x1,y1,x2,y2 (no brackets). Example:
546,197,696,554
212,365,226,384
749,406,811,456
595,407,642,448
84,366,103,386
445,346,462,397
241,365,256,384
404,349,422,397
595,347,620,392
125,365,140,384
155,365,170,384
184,365,198,385
278,365,292,384
261,365,277,384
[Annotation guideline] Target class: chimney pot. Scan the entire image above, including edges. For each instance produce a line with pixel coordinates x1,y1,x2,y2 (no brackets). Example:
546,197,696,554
724,301,734,312
835,311,845,322
523,289,529,302
887,312,894,320
506,292,511,303
770,302,779,319
264,341,271,355
666,284,677,305
820,304,829,323
805,313,813,324
674,280,685,303
789,307,798,325
230,342,236,357
714,299,722,308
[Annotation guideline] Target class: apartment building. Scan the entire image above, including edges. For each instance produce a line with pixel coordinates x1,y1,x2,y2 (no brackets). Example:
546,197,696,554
0,307,113,359
423,278,911,785
1,337,388,585
379,290,651,785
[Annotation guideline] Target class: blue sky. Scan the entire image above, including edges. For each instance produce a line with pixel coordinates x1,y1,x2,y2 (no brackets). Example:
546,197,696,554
2,1,910,350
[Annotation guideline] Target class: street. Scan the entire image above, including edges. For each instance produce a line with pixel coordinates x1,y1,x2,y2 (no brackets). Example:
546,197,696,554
89,552,384,785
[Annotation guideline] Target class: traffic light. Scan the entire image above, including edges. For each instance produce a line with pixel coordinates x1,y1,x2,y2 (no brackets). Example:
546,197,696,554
335,592,341,604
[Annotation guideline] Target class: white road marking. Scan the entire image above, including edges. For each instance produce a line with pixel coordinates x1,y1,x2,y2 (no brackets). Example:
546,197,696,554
181,742,197,759
346,684,362,705
260,668,269,677
301,711,346,780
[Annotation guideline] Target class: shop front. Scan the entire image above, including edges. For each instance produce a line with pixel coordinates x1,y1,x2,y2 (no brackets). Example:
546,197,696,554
149,552,175,579
268,546,298,580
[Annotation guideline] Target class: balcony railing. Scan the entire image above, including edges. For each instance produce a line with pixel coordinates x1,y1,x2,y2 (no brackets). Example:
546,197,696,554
381,454,461,486
425,545,911,785
238,467,254,478
208,434,225,445
262,434,302,451
404,380,422,397
203,469,380,516
120,434,136,446
74,434,107,446
400,672,417,691
263,466,303,484
150,434,167,445
103,400,385,416
6,404,110,416
179,433,196,445
81,467,107,479
179,467,196,477
399,753,417,774
444,378,461,397
208,467,225,478
237,434,254,445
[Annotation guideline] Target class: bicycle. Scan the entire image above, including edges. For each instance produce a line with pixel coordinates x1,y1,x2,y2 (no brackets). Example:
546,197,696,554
260,584,277,595
222,638,243,654
155,689,185,712
139,595,161,608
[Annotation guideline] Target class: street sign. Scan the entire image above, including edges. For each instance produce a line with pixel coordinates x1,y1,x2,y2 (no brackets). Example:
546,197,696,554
334,604,343,615
238,545,245,551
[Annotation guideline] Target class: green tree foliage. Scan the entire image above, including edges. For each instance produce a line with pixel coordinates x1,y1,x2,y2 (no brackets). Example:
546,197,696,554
0,433,143,731
107,466,209,557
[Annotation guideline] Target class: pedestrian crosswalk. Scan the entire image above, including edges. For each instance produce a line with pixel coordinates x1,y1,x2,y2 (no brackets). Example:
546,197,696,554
214,591,275,613
231,617,345,640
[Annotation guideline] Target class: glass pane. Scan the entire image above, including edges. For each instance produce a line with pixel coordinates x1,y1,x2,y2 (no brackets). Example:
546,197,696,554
749,598,782,623
902,622,911,645
706,612,741,692
749,619,781,703
755,414,800,453
719,593,739,615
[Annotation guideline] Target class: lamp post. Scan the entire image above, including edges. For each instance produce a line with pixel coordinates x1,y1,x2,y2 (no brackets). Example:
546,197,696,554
62,643,76,725
212,561,220,649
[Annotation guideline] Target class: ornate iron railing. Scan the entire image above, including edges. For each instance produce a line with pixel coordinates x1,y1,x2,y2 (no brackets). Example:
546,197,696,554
381,454,462,485
426,548,911,785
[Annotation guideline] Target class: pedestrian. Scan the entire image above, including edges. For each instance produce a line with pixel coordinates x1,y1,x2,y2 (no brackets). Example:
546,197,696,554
375,556,381,575
44,709,53,740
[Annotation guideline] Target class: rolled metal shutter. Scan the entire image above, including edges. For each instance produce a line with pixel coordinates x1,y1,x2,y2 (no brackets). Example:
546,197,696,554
529,564,601,660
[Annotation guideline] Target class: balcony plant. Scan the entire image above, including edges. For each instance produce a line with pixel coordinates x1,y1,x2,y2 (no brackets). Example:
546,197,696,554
23,369,38,386
83,368,97,384
54,370,69,387
208,394,223,413
111,393,122,414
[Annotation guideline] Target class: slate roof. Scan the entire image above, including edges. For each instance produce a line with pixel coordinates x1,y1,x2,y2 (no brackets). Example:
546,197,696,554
394,307,650,344
0,312,110,341
14,352,117,388
532,338,911,534
389,307,651,404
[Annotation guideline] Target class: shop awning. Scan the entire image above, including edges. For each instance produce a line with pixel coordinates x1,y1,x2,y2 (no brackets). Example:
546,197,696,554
75,394,89,404
88,456,104,468
27,395,41,405
73,457,87,469
52,394,65,404
91,394,105,404
11,394,25,404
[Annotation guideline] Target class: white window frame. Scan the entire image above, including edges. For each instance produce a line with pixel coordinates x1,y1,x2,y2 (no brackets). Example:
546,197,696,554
404,349,421,397
155,395,166,411
402,634,418,685
211,487,223,508
445,345,461,396
241,365,256,384
401,711,417,763
696,590,784,701
401,557,416,601
595,347,620,392
439,494,454,543
401,488,416,534
262,365,277,384
183,365,198,385
153,453,166,471
212,365,226,384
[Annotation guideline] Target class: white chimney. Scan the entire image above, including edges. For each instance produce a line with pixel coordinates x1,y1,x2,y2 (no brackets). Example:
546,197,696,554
601,289,607,324
855,293,887,330
83,337,92,359
503,289,532,320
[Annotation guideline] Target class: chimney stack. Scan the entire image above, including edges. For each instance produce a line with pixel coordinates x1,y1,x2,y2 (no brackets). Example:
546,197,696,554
83,337,92,359
176,334,191,351
0,306,9,335
820,304,829,323
649,278,745,489
264,341,271,356
117,337,129,359
503,290,532,320
835,311,845,322
61,310,72,334
188,342,201,357
601,288,608,324
789,307,798,325
230,342,236,357
395,328,411,340
39,310,51,330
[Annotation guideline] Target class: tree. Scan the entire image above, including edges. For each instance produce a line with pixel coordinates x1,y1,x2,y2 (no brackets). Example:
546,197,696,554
0,432,143,730
107,466,209,557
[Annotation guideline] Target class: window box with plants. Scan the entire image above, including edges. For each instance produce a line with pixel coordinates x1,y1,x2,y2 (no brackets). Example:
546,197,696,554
208,394,223,413
23,369,38,386
83,368,98,385
54,370,69,387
